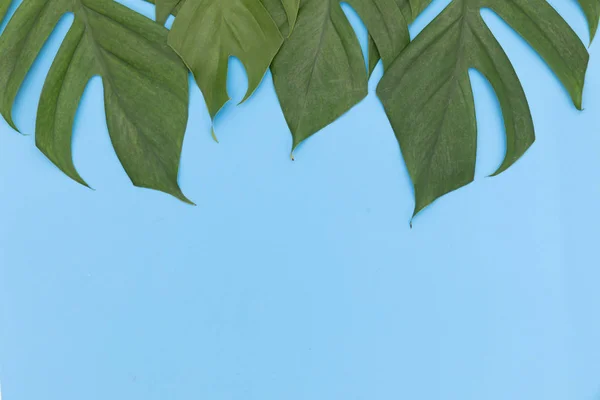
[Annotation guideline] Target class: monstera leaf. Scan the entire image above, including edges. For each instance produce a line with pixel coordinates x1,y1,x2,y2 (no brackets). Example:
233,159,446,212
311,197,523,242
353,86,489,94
0,0,191,202
377,0,589,217
271,0,410,151
578,0,600,41
164,0,298,120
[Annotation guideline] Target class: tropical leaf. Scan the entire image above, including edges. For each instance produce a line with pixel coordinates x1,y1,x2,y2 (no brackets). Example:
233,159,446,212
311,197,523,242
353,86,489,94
578,0,600,42
271,0,410,151
0,0,191,202
377,0,589,218
163,0,298,120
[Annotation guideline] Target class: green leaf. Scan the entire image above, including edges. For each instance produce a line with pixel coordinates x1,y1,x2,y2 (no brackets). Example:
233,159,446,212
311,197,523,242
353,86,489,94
152,0,300,120
166,0,287,119
271,0,410,151
578,0,600,42
377,0,589,218
0,0,191,202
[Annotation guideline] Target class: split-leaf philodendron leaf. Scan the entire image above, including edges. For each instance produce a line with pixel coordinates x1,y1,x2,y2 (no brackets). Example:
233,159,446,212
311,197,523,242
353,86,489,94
377,0,589,217
0,0,191,202
164,0,298,119
0,0,596,220
270,0,410,151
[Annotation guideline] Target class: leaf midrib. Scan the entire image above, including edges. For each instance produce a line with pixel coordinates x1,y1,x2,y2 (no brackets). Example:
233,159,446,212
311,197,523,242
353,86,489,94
415,4,471,188
293,1,332,136
74,1,171,167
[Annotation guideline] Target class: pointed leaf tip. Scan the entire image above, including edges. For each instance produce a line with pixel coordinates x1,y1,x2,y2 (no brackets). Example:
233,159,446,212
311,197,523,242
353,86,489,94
167,0,283,119
272,0,408,151
377,0,588,218
0,0,190,201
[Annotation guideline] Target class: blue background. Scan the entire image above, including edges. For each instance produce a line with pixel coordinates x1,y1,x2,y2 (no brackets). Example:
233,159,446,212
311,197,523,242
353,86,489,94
1,0,600,399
